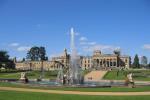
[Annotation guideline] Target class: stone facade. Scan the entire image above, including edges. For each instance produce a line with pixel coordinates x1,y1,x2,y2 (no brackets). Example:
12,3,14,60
15,49,131,70
92,50,130,70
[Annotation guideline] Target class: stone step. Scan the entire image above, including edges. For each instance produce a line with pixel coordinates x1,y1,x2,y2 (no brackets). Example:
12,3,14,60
84,70,107,82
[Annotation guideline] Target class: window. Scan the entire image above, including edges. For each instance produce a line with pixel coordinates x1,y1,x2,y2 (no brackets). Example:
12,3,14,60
110,62,112,66
113,62,116,66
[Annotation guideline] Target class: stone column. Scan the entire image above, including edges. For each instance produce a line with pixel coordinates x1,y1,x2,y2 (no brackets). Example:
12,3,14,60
116,60,118,67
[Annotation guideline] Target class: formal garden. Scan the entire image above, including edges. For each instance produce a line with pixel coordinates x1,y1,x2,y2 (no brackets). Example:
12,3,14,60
103,69,150,81
0,69,58,79
0,43,150,100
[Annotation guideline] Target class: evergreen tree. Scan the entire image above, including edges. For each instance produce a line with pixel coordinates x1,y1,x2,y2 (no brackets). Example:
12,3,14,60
22,58,26,62
132,54,140,68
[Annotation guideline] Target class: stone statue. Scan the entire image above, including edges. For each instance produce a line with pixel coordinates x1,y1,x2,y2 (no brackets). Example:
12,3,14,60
127,73,133,82
20,72,26,79
20,72,28,83
125,73,135,88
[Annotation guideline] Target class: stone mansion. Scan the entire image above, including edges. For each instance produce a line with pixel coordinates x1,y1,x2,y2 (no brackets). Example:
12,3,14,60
15,49,131,71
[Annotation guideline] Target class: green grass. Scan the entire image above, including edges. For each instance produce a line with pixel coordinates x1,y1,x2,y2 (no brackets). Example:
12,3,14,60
0,72,21,79
0,82,150,92
103,70,126,80
0,71,57,79
0,90,150,100
103,70,150,81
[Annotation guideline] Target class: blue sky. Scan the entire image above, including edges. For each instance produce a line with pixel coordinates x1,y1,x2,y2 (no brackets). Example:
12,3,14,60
0,0,150,62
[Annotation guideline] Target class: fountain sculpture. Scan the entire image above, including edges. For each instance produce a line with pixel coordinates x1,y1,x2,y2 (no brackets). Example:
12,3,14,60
57,28,83,85
69,28,83,84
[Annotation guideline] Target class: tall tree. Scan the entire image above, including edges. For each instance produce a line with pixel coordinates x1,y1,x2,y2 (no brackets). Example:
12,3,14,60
132,54,140,68
0,51,15,69
141,56,148,66
39,47,47,61
0,51,9,62
22,58,26,62
26,46,48,61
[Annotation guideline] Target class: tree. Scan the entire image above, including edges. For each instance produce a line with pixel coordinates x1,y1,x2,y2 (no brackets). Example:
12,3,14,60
0,51,9,62
141,56,148,67
26,46,40,61
21,58,26,62
132,54,140,68
0,51,15,69
39,47,48,61
26,46,48,61
147,63,150,69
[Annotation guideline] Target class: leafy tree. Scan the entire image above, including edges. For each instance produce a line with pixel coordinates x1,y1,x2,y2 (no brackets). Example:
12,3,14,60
26,46,48,61
39,47,48,61
26,46,40,61
0,51,15,69
132,54,140,68
0,51,9,62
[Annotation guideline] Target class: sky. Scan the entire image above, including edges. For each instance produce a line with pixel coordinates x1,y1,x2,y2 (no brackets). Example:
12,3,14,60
0,0,150,62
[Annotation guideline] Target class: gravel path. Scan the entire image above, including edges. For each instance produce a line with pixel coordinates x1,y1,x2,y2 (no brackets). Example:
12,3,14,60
0,87,150,96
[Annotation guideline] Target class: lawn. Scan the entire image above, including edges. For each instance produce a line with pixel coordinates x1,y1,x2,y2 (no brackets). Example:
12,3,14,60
0,90,150,100
0,71,57,79
0,82,150,92
103,70,150,81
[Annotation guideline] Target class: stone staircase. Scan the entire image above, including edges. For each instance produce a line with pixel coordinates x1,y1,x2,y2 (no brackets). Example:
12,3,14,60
84,70,107,82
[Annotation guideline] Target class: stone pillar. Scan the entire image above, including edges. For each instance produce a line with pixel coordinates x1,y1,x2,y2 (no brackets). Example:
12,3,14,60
116,60,118,67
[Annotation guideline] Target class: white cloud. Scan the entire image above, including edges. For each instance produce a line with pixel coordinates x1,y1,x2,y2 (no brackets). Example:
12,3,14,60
80,41,96,46
80,37,88,41
88,42,96,45
17,46,31,52
9,43,19,47
80,41,87,45
143,44,150,50
82,44,120,52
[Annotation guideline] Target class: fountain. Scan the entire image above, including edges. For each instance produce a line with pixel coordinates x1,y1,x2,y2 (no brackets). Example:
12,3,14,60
57,28,83,85
69,28,83,84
